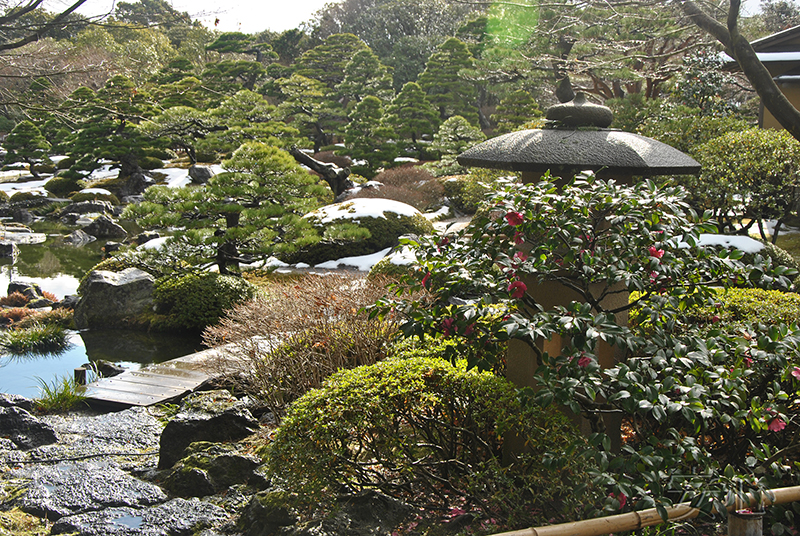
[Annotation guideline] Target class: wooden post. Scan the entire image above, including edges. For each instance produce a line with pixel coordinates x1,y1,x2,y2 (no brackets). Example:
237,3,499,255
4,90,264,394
74,367,87,385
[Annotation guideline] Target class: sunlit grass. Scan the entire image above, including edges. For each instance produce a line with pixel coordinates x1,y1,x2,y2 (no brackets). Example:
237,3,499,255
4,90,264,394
0,323,70,355
33,375,86,413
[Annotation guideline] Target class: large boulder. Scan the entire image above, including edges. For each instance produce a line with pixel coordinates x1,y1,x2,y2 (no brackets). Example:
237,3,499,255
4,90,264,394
188,165,215,184
50,499,228,536
73,268,155,329
0,406,58,450
83,214,128,239
18,460,166,519
158,390,259,470
63,229,96,247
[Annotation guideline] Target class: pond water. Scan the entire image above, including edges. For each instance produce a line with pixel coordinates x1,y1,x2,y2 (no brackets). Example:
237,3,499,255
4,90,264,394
0,228,203,399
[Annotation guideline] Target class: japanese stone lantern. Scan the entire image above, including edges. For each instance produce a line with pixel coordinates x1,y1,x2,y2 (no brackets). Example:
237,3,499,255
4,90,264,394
458,92,701,184
457,93,701,450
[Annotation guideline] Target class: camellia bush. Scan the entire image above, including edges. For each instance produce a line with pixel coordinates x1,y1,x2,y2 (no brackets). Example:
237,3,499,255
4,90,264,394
372,175,800,529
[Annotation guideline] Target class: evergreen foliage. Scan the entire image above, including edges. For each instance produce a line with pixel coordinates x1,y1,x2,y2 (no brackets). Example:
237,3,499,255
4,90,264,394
423,115,485,176
417,37,479,125
490,89,543,134
125,142,329,273
384,81,439,157
335,49,394,106
342,96,396,177
3,120,51,179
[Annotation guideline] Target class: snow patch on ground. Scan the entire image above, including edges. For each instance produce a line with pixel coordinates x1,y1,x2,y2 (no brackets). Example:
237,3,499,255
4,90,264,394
697,234,764,253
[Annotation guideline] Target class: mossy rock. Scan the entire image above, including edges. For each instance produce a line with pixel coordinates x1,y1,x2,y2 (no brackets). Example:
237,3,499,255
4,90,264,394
30,162,56,175
286,199,433,265
162,441,261,497
238,491,298,536
55,156,76,170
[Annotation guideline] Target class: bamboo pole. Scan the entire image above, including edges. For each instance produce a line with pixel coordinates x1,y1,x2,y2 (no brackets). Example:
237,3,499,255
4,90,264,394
491,486,800,536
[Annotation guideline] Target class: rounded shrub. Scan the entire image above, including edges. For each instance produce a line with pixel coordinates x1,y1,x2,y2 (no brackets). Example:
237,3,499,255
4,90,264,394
287,205,434,265
367,255,415,280
268,351,593,529
153,272,257,331
442,168,519,215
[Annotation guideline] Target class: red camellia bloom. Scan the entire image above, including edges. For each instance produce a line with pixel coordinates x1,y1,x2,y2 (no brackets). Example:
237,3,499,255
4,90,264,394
578,355,592,368
505,211,524,226
441,317,456,336
648,246,665,258
768,418,786,432
508,280,527,298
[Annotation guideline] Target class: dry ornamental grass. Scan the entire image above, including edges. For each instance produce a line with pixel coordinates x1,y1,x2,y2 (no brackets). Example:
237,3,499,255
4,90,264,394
204,274,398,419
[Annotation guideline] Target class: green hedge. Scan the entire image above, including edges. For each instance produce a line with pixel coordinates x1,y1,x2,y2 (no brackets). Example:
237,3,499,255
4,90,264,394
153,272,257,331
268,346,593,528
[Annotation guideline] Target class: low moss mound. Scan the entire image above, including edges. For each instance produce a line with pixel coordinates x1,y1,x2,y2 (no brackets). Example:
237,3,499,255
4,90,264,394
70,191,121,205
286,201,433,265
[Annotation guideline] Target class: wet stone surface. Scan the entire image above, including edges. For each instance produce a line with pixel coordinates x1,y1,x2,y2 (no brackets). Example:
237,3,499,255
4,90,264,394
50,498,229,536
1,405,236,535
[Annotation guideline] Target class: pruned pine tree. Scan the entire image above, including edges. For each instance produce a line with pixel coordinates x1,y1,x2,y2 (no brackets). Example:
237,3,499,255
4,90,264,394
384,81,439,158
3,120,50,178
417,37,479,125
342,96,396,178
124,142,330,274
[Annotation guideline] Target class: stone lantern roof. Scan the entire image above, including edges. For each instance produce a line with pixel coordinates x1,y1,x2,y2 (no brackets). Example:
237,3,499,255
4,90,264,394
457,93,701,178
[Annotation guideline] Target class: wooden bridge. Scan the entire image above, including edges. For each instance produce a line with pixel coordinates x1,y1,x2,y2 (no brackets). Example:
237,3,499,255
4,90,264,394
82,347,232,408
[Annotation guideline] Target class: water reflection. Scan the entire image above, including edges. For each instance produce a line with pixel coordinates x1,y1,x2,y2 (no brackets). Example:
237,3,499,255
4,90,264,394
0,330,202,399
0,232,204,399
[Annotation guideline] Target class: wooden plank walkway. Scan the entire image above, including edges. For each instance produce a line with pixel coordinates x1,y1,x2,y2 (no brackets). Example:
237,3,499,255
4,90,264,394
83,346,231,409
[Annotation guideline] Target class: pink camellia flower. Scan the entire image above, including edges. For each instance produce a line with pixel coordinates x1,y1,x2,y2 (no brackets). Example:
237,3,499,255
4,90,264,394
648,246,665,259
505,211,524,226
514,251,528,263
441,317,456,337
513,231,525,245
421,271,431,289
578,355,592,368
508,280,527,299
792,366,800,380
768,418,786,432
608,492,627,508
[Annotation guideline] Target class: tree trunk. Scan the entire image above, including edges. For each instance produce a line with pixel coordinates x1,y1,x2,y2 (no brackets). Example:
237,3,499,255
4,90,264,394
679,0,800,142
289,145,354,198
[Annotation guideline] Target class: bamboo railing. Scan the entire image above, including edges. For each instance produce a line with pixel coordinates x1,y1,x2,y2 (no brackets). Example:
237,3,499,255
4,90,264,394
491,486,800,536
